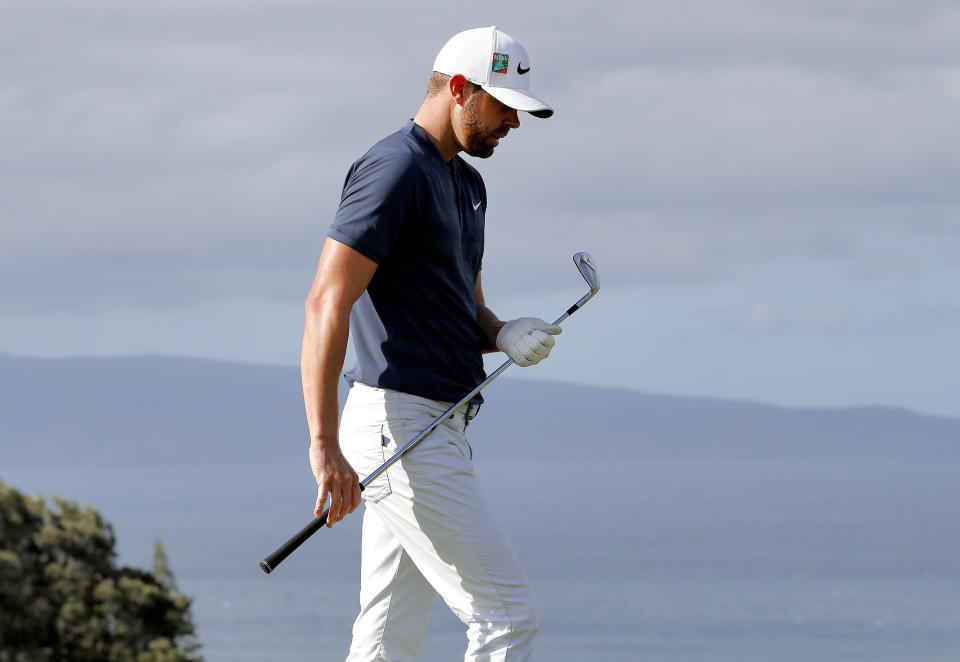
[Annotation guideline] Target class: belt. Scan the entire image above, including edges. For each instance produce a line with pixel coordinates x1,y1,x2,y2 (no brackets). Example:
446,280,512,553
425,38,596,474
463,401,481,421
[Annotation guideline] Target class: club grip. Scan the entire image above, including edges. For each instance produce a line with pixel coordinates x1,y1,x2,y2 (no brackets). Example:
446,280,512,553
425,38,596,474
259,509,328,574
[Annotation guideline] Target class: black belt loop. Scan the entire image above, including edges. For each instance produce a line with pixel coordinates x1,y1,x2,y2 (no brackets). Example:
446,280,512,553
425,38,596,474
464,401,481,421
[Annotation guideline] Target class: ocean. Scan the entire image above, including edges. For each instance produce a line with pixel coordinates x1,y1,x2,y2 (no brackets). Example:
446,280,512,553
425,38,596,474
5,456,959,661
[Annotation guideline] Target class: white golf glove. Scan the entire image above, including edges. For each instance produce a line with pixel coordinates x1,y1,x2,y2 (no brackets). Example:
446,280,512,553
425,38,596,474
496,317,562,367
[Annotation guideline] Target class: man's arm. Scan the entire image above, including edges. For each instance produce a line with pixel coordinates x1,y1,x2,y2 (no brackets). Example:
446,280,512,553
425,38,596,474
303,237,378,527
473,273,505,353
474,273,563,365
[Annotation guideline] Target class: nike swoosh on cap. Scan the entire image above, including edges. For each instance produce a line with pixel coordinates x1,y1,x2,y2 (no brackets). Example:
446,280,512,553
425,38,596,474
517,63,530,75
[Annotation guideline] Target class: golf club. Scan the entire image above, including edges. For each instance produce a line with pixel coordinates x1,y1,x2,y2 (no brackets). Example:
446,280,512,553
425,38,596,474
260,252,600,574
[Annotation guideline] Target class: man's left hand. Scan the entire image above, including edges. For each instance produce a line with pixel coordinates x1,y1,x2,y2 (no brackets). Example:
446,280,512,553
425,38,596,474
496,317,562,367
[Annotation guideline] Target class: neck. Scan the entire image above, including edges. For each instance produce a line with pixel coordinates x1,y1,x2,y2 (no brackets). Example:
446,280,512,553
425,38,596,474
412,97,462,162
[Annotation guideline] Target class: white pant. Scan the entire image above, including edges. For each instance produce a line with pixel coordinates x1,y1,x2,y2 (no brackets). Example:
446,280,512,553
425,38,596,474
339,382,539,662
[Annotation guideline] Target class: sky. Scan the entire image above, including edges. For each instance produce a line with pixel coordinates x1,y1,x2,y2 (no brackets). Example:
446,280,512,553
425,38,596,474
2,1,959,417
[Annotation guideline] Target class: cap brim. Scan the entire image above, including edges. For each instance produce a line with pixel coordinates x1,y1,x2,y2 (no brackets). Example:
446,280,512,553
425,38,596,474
482,86,554,118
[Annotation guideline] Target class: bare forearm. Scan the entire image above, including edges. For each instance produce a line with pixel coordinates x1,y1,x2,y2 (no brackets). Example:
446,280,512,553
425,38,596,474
476,303,504,353
301,298,350,448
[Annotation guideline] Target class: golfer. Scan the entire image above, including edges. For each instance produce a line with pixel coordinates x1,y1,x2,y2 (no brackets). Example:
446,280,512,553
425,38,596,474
302,26,558,661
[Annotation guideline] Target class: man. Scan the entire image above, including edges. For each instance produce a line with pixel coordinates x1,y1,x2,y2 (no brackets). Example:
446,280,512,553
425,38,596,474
302,26,559,661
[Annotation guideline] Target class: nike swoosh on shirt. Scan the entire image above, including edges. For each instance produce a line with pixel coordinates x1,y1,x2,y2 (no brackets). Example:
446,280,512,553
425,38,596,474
473,201,482,210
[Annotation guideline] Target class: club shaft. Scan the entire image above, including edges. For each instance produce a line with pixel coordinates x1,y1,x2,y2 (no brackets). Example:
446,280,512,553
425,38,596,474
260,289,596,574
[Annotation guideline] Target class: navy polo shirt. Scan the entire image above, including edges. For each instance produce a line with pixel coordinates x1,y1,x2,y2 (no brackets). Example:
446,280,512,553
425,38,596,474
328,121,488,403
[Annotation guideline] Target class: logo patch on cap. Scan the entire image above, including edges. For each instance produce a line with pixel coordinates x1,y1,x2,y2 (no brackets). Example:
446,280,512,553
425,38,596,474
492,52,509,74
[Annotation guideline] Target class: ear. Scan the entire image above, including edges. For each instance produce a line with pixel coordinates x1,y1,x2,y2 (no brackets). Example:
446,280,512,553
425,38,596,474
448,74,469,106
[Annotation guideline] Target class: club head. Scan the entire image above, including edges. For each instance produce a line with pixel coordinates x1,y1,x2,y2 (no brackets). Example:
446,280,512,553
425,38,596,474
573,252,599,294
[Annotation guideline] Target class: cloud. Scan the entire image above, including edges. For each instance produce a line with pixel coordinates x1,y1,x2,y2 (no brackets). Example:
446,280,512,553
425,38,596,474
2,0,959,313
747,301,779,334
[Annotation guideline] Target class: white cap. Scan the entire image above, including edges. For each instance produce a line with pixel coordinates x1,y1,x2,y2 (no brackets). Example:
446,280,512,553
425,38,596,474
433,26,553,119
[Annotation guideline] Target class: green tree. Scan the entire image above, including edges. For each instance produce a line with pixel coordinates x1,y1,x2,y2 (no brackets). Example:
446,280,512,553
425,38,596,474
0,479,202,662
152,539,175,592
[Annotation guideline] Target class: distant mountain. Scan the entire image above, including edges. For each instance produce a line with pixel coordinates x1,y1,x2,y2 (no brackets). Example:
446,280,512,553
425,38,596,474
1,354,958,466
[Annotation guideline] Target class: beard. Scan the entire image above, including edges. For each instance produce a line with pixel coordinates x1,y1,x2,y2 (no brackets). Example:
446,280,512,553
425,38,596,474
460,91,496,159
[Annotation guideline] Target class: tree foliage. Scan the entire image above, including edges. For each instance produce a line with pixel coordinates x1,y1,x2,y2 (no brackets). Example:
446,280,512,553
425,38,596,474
152,539,175,593
0,479,202,662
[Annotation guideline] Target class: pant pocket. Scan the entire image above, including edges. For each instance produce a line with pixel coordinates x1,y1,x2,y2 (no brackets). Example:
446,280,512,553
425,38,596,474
447,437,473,461
342,422,393,504
367,426,393,504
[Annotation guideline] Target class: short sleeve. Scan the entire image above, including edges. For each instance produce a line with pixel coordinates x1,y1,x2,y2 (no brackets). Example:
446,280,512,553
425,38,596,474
328,152,421,264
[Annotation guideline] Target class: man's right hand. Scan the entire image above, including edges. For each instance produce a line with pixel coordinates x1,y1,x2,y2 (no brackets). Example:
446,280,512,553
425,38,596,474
309,441,362,527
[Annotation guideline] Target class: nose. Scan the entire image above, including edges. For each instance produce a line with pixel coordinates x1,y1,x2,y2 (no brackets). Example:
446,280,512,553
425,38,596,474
505,108,520,129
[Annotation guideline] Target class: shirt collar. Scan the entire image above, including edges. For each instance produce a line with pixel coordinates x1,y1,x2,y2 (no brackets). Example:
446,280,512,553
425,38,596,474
404,119,454,164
